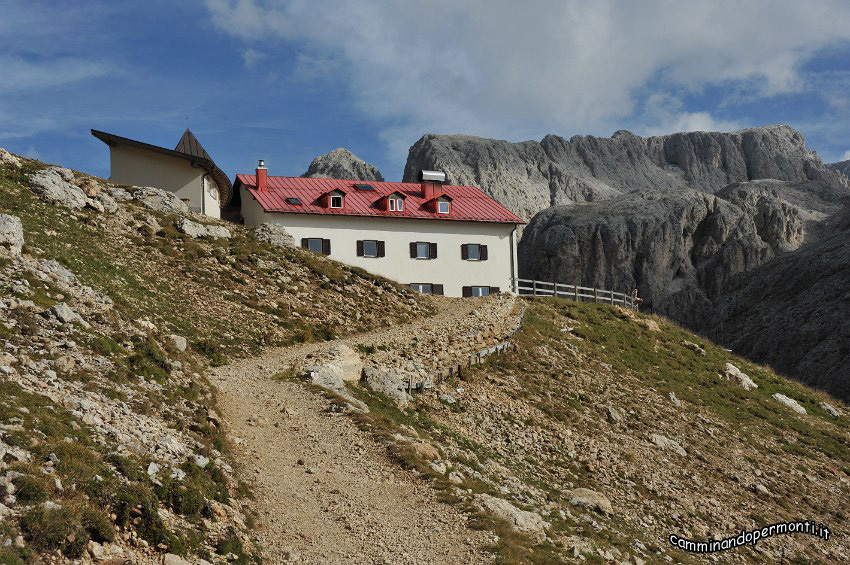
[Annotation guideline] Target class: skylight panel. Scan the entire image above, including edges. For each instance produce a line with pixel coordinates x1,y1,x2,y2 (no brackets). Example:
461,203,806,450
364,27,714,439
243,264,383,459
354,183,375,191
286,197,302,205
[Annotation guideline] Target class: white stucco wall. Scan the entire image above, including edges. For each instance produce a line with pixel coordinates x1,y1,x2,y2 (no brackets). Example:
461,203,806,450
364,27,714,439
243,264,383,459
202,175,221,219
110,145,218,217
242,186,518,296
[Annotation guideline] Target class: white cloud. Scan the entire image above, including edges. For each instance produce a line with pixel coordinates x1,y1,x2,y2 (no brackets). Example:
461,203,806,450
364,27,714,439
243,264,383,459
641,93,743,137
840,149,850,161
203,0,850,158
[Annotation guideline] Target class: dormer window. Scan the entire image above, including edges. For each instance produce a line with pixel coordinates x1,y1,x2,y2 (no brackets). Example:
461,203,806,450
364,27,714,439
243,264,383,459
322,189,347,209
437,200,450,214
382,191,406,212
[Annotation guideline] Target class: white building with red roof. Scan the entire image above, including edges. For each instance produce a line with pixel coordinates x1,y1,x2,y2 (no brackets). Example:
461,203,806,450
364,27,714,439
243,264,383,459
232,162,524,297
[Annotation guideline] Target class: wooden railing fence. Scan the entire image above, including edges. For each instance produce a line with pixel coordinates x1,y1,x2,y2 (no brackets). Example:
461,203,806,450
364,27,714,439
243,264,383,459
511,277,639,310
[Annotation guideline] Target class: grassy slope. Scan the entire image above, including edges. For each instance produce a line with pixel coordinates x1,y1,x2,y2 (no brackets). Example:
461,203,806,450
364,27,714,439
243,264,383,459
347,298,849,564
0,158,433,563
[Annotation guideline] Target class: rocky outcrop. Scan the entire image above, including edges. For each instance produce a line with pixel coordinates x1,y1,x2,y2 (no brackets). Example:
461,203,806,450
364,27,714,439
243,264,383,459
473,494,549,542
303,148,384,181
0,148,21,168
131,186,190,215
519,190,786,325
712,206,850,401
361,367,411,407
254,223,296,248
0,214,24,255
721,363,758,390
404,125,848,222
28,167,88,210
716,179,848,244
176,217,231,239
565,488,614,516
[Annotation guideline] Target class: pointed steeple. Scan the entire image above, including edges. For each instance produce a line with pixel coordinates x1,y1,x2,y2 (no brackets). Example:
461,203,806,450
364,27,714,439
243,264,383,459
175,129,212,161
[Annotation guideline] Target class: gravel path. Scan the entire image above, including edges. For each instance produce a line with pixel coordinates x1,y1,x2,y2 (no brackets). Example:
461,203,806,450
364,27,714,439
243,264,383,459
210,297,515,564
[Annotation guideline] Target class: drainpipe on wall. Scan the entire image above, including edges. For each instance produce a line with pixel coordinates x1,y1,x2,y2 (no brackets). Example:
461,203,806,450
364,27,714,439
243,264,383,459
510,226,518,293
201,174,207,216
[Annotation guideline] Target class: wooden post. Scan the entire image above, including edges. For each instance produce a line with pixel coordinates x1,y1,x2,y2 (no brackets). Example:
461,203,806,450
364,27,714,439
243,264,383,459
574,285,579,302
610,290,615,305
594,288,598,303
532,279,537,296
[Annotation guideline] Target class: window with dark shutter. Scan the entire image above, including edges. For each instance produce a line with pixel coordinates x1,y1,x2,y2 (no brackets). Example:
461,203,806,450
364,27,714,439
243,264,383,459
356,240,364,257
432,284,444,295
362,240,378,257
377,241,385,257
429,242,437,259
462,286,472,297
322,239,331,255
410,242,417,258
480,245,488,261
461,244,468,260
489,286,500,294
301,238,308,249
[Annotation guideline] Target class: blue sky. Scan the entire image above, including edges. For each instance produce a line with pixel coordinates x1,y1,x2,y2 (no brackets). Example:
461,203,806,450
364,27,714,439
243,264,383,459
3,0,850,182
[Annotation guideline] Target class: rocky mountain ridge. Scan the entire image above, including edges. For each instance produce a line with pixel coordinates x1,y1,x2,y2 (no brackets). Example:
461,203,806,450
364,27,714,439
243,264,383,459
403,125,848,222
827,158,850,177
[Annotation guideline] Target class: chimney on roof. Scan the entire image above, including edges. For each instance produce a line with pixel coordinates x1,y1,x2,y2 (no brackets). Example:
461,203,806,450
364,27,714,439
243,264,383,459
256,159,268,192
419,170,446,200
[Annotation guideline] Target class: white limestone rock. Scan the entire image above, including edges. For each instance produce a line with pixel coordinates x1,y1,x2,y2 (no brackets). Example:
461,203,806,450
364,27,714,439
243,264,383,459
566,487,614,515
0,148,22,168
133,186,189,215
177,217,230,239
474,494,549,542
361,367,411,407
650,433,687,456
0,214,24,255
722,363,758,390
254,223,296,248
29,167,88,210
773,393,807,414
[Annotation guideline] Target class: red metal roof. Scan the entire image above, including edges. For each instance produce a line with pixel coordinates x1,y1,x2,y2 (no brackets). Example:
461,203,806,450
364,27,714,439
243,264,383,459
234,175,525,224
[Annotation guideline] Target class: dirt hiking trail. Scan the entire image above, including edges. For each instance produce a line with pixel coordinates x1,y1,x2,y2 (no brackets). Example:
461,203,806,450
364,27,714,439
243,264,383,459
210,296,517,564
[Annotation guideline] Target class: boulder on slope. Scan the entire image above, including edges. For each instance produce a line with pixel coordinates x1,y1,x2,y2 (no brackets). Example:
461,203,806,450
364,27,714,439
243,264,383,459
29,167,88,210
302,148,384,182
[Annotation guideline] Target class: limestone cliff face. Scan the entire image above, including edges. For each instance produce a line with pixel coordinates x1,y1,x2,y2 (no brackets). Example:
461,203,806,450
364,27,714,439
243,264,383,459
714,203,850,401
403,125,848,222
303,148,384,182
517,189,799,326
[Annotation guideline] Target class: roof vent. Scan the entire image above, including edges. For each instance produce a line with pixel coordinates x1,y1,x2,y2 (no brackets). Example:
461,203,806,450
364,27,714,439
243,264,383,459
419,170,446,183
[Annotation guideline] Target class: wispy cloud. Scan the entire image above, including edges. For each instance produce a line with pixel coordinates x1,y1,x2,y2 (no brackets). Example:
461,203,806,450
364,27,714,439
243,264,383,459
241,48,264,69
0,55,112,94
